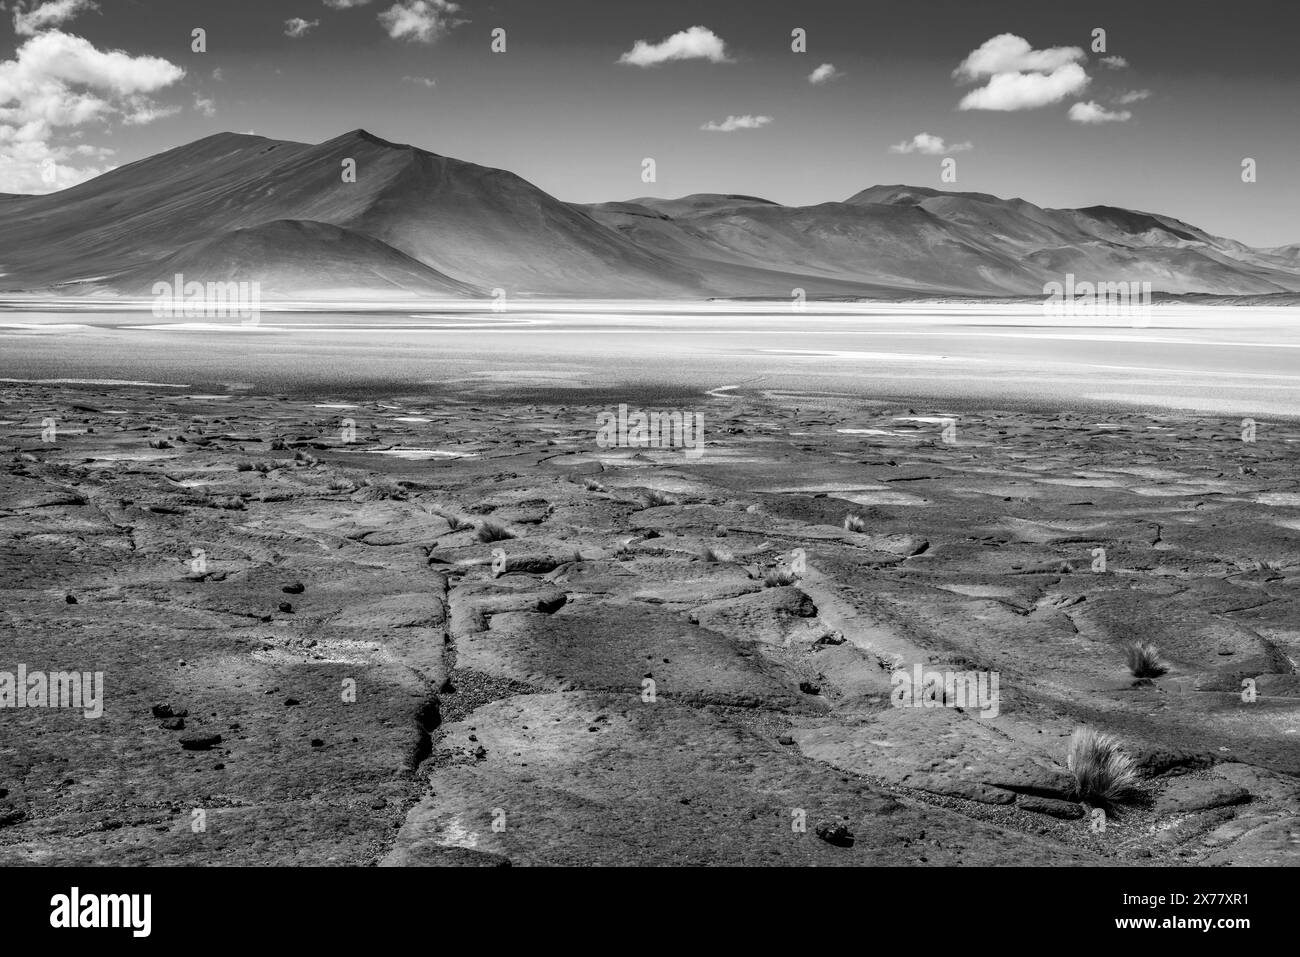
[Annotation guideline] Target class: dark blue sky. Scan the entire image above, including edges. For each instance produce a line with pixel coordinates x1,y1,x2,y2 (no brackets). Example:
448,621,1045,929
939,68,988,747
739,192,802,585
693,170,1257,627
3,0,1297,245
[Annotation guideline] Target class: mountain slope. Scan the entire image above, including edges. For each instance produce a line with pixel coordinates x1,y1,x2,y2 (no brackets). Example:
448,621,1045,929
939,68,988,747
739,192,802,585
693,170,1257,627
2,130,1297,300
0,130,706,298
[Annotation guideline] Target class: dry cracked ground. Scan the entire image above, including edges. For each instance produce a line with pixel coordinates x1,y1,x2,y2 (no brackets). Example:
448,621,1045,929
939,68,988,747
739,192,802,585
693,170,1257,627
0,384,1297,866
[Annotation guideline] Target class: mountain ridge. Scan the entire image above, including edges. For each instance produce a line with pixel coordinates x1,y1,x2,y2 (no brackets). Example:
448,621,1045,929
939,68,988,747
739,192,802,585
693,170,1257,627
2,128,1296,301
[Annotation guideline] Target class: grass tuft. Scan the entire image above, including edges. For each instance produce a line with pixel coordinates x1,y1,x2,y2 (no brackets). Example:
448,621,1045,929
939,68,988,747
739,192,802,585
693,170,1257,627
1124,641,1168,679
1067,727,1139,807
764,566,798,588
843,514,866,533
476,520,515,543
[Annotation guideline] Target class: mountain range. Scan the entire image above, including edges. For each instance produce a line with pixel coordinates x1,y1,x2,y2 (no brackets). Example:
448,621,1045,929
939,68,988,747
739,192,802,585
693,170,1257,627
2,129,1298,301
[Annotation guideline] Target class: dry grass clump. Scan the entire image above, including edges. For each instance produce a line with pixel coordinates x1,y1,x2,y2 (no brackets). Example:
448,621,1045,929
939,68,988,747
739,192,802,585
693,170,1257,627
583,477,607,492
843,514,866,533
476,520,515,543
701,545,734,563
1067,727,1139,807
1124,641,1168,679
642,489,678,507
764,566,798,588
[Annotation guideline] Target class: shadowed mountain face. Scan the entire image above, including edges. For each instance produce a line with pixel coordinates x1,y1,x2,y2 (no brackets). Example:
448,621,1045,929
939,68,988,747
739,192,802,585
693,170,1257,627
1,131,1298,300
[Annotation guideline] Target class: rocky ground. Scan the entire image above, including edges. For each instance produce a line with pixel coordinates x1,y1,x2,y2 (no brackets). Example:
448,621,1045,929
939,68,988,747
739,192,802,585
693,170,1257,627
0,384,1296,866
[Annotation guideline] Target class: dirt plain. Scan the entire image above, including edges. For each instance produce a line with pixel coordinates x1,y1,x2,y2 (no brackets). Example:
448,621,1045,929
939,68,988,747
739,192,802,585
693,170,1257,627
0,383,1296,866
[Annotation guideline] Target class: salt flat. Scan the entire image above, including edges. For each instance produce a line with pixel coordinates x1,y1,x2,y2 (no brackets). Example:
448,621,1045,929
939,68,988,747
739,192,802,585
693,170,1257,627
1,301,1298,416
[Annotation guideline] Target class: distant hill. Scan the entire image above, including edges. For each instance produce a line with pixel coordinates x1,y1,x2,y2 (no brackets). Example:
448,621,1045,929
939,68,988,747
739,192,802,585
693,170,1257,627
1,130,1297,300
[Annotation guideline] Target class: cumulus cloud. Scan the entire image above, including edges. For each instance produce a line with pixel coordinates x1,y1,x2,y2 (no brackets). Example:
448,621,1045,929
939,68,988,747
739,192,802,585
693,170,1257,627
955,34,1085,81
889,132,972,155
1100,55,1128,69
1068,100,1132,124
955,34,1089,111
1115,89,1150,104
958,63,1088,111
808,63,840,84
324,0,372,7
0,29,184,192
194,93,216,116
700,114,771,132
284,17,320,38
12,0,98,36
378,0,462,43
619,26,733,67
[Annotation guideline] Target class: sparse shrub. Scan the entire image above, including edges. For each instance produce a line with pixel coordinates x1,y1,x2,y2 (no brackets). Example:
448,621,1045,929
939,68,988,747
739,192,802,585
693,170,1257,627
476,520,515,543
235,461,253,472
843,514,866,533
1124,641,1168,679
1067,727,1139,807
642,490,677,507
583,477,607,492
702,545,733,563
328,478,354,492
213,495,245,511
764,566,798,587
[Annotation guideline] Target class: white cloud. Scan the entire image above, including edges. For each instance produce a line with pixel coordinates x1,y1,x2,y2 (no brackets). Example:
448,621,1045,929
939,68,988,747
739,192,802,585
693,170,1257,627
700,114,771,132
954,34,1089,112
619,26,733,67
808,63,840,85
284,18,320,38
212,67,224,81
378,0,462,43
1115,89,1150,104
324,0,372,7
12,0,98,37
1100,55,1128,69
0,29,184,192
403,75,436,87
889,132,972,155
954,34,1085,81
194,92,216,116
1068,100,1132,124
958,62,1088,111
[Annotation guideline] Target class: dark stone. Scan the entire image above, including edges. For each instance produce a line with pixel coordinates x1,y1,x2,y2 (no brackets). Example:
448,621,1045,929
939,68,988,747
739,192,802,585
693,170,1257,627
179,732,222,751
815,821,855,847
1018,795,1085,819
799,680,821,695
160,717,185,730
281,582,305,594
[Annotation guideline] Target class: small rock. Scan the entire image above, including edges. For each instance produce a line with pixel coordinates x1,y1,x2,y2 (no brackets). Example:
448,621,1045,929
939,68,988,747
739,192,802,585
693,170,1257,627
159,717,185,731
278,602,293,613
815,821,855,847
310,738,324,748
282,582,305,594
179,732,222,751
284,698,299,707
778,734,796,746
64,595,77,604
798,680,821,695
1018,795,1085,820
1156,778,1250,815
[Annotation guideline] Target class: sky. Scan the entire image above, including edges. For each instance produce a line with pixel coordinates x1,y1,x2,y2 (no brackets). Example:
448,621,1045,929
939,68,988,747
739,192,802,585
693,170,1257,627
1,0,1297,246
